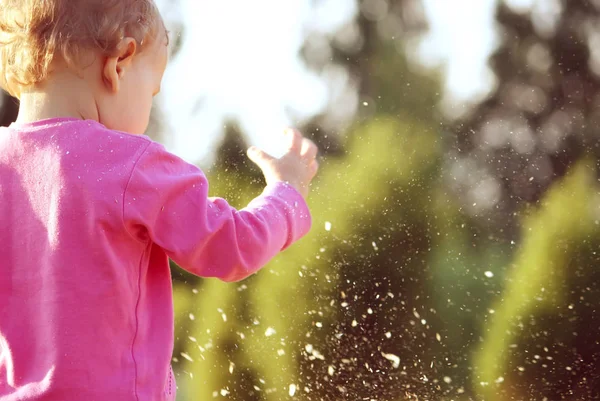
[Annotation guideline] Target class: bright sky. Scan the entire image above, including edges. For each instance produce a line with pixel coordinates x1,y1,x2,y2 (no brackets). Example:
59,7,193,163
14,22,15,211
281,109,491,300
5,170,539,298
155,0,502,165
420,0,498,114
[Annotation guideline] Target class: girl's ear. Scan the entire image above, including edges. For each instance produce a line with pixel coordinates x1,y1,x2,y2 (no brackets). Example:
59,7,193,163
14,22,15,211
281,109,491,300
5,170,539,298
102,37,137,93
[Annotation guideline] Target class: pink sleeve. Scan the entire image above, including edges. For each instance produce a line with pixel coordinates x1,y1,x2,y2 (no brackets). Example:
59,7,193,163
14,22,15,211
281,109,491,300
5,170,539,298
123,142,312,282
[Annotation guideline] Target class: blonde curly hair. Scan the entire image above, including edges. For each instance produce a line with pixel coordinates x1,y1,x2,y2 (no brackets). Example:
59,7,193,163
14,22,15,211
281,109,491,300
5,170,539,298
0,0,162,97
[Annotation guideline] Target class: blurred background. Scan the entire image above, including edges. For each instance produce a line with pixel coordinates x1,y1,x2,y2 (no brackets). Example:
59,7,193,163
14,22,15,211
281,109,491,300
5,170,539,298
3,0,600,399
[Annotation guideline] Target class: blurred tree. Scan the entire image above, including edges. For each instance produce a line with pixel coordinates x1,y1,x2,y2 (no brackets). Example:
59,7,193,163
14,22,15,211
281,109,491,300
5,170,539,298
301,0,431,153
450,0,600,229
474,160,600,400
452,1,600,399
0,91,18,127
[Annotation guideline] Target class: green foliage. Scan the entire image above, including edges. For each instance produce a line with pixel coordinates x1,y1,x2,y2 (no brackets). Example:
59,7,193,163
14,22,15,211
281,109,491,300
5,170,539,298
473,160,600,400
171,113,443,400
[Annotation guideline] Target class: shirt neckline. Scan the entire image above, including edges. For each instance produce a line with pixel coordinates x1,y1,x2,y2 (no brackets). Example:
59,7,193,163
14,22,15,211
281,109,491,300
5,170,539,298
10,117,88,129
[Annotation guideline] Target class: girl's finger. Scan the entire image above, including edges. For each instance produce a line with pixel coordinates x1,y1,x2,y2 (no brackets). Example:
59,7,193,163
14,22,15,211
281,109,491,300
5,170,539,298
309,159,319,177
247,146,275,167
301,139,318,160
285,128,303,152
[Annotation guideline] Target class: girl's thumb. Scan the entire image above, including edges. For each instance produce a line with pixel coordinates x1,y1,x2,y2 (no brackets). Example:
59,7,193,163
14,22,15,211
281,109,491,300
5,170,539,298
247,146,274,166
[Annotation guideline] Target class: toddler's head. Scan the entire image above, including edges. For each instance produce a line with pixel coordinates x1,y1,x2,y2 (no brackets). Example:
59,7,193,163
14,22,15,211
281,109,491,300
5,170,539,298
0,0,169,134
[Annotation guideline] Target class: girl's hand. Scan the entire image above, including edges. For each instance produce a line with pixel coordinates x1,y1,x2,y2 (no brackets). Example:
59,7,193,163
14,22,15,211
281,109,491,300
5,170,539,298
247,128,319,199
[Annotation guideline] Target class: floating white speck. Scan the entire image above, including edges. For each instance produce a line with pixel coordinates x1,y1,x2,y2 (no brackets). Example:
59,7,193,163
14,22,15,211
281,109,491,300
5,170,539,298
229,362,235,374
385,332,392,339
188,336,197,342
289,384,297,396
436,333,441,342
328,365,335,376
325,221,332,231
220,389,230,396
363,101,369,106
180,352,193,362
443,376,452,384
484,271,494,278
277,349,285,356
265,327,276,337
312,350,325,360
351,320,358,327
381,352,400,368
188,313,195,321
304,343,324,360
315,322,323,328
372,241,378,251
495,376,504,383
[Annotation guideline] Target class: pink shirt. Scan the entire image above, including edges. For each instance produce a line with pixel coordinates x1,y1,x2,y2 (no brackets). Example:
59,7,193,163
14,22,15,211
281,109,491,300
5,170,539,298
0,118,311,401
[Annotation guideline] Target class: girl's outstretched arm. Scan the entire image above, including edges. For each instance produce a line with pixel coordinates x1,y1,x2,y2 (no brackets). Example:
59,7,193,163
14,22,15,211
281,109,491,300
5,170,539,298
123,141,312,282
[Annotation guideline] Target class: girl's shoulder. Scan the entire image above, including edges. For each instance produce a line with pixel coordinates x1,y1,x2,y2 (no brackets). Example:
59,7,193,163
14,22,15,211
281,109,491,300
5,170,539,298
5,118,163,181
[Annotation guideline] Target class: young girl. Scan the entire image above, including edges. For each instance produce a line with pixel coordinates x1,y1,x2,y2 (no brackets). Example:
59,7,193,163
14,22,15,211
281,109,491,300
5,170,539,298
0,1,318,400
